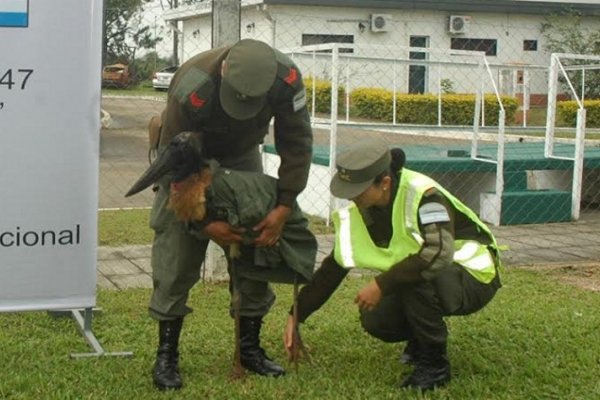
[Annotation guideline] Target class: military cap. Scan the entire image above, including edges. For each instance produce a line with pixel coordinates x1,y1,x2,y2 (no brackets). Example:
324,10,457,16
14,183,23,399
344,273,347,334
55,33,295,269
330,138,391,199
220,39,277,120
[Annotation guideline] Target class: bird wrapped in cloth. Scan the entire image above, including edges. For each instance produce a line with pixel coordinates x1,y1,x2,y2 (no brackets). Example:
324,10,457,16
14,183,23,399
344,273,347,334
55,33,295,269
126,131,315,377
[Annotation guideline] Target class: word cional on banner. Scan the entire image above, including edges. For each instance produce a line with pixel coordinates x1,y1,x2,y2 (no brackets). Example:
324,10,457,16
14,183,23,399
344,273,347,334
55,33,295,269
0,0,103,311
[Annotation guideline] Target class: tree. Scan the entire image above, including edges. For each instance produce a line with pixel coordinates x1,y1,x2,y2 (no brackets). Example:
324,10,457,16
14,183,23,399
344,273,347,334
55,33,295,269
541,9,600,99
103,0,162,67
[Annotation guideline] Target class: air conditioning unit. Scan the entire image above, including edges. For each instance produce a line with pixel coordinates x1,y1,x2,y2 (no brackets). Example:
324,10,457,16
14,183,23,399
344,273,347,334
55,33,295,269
370,14,392,33
448,15,471,34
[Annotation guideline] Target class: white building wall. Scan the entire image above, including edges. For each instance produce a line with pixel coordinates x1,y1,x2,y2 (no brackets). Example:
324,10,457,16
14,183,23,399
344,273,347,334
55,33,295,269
176,3,598,98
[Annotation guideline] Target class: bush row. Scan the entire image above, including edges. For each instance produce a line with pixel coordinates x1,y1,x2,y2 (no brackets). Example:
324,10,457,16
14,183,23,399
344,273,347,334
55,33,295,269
304,78,519,125
557,100,600,128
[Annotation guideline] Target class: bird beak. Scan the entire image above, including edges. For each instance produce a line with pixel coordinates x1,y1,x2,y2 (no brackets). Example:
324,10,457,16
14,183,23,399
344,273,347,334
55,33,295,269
125,146,177,197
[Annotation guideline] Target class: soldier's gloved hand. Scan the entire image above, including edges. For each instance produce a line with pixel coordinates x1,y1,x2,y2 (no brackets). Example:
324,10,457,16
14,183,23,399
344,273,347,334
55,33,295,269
203,221,244,247
253,205,291,247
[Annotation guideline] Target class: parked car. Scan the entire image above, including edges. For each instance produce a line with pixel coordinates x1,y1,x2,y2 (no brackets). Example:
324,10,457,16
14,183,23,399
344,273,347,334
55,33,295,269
152,66,178,91
102,63,131,88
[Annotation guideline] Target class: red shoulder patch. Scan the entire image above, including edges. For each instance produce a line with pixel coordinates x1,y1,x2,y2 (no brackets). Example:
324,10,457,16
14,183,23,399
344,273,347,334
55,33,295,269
283,67,298,85
189,92,206,108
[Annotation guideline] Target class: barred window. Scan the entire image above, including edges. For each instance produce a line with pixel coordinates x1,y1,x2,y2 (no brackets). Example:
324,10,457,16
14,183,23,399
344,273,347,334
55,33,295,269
523,40,538,51
302,34,354,53
450,38,497,56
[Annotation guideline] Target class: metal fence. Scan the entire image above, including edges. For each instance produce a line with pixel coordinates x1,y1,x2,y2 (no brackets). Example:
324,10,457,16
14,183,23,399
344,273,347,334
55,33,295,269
101,2,600,233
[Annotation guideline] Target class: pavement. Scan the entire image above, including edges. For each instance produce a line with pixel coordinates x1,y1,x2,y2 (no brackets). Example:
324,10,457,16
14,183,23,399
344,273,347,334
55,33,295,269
97,213,600,290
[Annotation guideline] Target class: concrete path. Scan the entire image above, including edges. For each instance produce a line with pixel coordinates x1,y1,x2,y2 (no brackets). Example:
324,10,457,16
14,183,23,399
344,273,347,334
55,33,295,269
97,214,600,290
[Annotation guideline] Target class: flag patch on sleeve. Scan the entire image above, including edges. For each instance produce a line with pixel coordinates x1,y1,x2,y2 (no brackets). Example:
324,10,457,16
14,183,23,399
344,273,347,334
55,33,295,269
418,202,450,225
293,89,307,112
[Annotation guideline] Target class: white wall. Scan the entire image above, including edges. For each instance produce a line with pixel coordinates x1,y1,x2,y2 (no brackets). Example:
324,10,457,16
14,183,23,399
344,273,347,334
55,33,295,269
177,4,598,97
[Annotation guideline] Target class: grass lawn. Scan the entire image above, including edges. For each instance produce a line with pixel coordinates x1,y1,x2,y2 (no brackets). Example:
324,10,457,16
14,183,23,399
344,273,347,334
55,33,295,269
102,84,167,98
98,209,333,247
1,268,599,399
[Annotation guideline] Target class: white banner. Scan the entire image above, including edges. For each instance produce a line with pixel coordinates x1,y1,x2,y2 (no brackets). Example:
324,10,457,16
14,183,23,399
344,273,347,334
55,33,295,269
0,0,103,311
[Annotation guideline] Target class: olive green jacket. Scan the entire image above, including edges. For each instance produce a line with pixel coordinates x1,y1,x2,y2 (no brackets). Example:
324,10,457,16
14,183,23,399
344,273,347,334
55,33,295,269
160,45,313,208
202,167,317,282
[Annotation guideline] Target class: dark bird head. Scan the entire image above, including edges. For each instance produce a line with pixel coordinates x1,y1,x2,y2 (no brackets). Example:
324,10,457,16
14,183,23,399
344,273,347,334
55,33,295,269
125,131,207,197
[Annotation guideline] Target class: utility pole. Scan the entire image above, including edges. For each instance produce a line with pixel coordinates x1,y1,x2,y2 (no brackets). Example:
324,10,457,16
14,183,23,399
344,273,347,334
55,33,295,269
212,0,240,48
204,0,241,281
172,0,179,66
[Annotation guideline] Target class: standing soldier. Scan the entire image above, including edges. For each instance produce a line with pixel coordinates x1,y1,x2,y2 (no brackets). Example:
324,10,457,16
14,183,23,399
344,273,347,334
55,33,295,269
147,39,312,390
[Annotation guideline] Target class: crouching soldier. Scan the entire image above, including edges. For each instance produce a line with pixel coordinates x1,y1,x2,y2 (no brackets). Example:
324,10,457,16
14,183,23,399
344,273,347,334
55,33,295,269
283,138,501,391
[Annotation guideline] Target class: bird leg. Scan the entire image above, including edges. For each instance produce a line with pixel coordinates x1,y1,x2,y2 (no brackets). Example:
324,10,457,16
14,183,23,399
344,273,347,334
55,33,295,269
290,273,310,371
229,244,246,380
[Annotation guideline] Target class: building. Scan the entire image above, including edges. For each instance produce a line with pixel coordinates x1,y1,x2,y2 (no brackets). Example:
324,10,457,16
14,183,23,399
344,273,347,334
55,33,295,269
164,0,600,100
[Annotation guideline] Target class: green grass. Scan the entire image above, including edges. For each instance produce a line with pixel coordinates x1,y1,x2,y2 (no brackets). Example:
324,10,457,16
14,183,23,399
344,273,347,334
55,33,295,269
98,209,154,246
98,209,333,247
102,83,167,98
1,268,599,399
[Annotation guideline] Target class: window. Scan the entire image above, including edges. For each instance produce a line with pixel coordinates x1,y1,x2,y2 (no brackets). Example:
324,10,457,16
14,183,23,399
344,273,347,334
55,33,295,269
409,36,429,94
450,38,497,56
523,40,538,51
302,34,354,53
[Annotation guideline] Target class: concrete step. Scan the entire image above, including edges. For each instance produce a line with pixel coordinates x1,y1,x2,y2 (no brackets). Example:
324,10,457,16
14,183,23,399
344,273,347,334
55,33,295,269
481,189,572,225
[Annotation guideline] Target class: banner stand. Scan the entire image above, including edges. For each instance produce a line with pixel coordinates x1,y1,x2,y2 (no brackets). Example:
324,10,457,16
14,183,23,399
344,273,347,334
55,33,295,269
48,308,133,358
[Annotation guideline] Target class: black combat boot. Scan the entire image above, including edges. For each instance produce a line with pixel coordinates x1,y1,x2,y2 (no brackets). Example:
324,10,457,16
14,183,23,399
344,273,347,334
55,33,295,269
399,339,420,365
153,318,184,390
400,342,451,391
239,316,286,377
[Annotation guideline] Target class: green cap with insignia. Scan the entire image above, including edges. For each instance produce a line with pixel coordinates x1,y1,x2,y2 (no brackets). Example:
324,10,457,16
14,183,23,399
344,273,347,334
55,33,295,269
330,138,391,199
220,39,277,120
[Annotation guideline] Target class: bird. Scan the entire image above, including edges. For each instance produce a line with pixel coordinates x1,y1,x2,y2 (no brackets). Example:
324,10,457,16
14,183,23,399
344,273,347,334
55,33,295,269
125,131,208,198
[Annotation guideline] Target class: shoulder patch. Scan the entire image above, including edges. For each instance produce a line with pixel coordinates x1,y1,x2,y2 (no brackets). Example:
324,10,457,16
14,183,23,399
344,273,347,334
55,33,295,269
283,67,298,85
274,49,303,89
189,92,207,109
418,202,450,225
172,66,215,105
292,89,307,112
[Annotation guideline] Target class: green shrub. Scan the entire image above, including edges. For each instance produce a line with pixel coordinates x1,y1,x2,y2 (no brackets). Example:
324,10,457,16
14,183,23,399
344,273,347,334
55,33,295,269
303,77,345,114
557,100,600,128
350,88,519,125
350,88,395,121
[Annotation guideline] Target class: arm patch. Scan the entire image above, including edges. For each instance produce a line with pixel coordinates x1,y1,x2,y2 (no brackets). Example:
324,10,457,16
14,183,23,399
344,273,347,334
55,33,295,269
418,202,450,225
172,66,213,105
293,89,307,112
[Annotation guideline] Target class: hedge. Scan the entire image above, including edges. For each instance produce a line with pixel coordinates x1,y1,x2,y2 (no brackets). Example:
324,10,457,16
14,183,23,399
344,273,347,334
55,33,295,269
557,100,600,128
303,77,345,114
350,88,519,125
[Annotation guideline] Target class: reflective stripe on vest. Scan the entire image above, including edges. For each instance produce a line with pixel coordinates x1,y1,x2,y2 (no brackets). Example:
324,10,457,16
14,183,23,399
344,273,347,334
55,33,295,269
453,240,497,283
333,169,498,284
336,207,355,267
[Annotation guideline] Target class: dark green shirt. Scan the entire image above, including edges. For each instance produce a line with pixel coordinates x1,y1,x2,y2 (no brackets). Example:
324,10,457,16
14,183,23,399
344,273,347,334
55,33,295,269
204,167,317,282
159,45,313,207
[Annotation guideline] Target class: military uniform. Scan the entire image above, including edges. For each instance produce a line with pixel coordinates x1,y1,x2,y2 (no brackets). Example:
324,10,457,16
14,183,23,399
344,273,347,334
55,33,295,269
292,139,501,392
143,39,313,389
203,166,316,284
150,41,312,320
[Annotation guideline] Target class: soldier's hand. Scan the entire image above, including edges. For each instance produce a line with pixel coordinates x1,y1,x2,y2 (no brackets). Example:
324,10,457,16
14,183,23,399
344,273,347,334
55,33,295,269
253,205,291,247
354,280,382,311
203,221,244,247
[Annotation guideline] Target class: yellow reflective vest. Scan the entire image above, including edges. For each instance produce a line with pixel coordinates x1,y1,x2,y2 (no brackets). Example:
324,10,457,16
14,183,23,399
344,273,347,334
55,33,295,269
332,169,499,284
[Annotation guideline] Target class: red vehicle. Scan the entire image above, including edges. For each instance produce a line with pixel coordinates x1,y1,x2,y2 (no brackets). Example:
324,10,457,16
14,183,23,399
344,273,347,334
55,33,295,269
102,63,131,88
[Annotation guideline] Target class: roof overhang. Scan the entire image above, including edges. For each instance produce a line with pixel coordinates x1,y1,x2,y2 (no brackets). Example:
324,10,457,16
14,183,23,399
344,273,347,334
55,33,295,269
163,0,600,22
264,0,600,16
